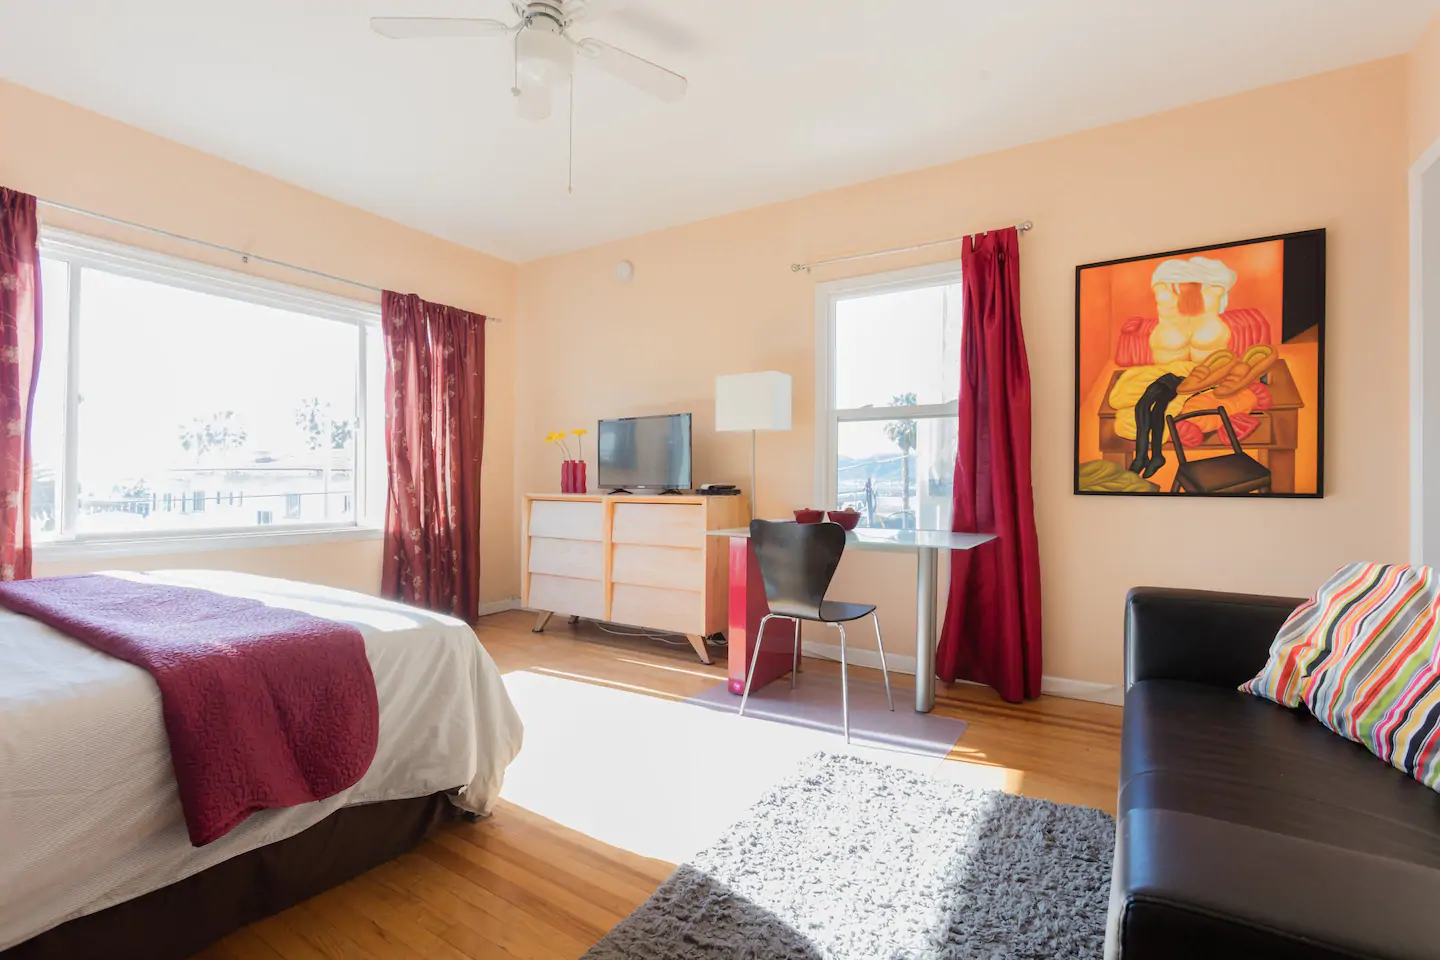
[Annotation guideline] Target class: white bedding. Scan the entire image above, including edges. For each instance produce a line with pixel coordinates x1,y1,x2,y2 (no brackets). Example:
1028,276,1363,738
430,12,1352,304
0,569,524,951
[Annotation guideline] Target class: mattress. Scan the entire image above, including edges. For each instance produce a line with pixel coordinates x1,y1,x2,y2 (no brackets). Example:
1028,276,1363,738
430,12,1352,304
0,569,524,951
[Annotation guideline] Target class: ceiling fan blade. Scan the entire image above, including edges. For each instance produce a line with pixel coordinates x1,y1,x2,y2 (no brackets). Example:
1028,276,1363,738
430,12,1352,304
576,39,687,102
514,81,552,121
568,1,699,52
370,17,513,39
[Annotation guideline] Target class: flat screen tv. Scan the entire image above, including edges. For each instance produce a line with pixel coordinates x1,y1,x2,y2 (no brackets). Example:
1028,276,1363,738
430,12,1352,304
597,413,692,492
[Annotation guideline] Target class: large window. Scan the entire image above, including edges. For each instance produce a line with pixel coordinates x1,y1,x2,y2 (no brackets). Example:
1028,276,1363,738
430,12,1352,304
816,263,962,531
33,232,385,548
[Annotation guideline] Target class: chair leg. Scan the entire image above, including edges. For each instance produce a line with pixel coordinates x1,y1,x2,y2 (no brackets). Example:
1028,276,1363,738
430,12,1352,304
872,612,894,712
791,618,800,690
738,614,774,718
836,622,850,745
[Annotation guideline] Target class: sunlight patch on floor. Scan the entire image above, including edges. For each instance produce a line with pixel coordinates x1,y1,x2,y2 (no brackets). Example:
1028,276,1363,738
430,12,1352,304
498,670,1020,864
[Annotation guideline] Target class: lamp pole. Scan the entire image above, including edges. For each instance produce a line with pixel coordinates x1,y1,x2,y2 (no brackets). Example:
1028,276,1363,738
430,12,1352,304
750,428,757,519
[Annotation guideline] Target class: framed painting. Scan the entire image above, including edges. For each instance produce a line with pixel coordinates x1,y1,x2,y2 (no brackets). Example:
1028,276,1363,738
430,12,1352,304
1073,229,1325,497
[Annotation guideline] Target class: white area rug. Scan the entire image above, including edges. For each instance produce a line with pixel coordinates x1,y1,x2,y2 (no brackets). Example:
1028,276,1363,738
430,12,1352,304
583,753,1116,960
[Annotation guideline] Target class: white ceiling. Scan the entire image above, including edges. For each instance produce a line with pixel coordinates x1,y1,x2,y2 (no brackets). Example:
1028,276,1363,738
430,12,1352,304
1,0,1437,261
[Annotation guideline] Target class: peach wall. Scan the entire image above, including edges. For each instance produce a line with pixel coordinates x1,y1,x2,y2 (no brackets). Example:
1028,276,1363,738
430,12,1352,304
0,80,520,601
1412,14,1440,163
516,58,1411,687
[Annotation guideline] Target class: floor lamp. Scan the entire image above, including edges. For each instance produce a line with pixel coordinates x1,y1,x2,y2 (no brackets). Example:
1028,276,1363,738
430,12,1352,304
716,372,793,519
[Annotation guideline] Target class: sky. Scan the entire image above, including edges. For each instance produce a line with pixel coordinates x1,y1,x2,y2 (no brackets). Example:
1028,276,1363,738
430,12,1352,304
833,281,961,459
31,263,957,504
35,261,362,498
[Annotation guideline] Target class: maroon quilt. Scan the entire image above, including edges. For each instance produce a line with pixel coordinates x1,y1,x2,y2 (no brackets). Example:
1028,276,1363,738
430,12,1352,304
0,574,379,845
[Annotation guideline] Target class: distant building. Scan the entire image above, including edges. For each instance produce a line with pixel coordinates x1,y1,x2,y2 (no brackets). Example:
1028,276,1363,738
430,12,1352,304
74,449,355,535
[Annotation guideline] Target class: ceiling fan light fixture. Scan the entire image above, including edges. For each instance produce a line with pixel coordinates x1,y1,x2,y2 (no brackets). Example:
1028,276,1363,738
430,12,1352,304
517,24,573,88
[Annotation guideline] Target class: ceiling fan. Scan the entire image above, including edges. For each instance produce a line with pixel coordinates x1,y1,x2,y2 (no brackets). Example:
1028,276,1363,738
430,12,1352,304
371,1,688,122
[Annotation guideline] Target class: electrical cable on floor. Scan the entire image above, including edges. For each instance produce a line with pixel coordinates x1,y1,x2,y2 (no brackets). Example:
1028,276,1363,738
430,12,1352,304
584,619,728,648
593,621,691,644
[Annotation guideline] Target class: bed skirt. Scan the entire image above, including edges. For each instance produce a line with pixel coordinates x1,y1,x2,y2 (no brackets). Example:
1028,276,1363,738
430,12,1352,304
3,792,457,960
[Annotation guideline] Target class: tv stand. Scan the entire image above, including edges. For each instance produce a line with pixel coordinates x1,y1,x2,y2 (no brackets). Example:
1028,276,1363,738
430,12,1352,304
607,488,633,495
522,493,750,663
657,489,687,495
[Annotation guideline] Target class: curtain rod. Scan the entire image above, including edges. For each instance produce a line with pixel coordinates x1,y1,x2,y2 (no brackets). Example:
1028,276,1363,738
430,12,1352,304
35,198,503,323
790,220,1034,273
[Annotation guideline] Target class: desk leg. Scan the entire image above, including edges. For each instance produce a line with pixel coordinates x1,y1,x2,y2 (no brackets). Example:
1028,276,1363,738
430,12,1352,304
727,536,797,695
916,546,938,713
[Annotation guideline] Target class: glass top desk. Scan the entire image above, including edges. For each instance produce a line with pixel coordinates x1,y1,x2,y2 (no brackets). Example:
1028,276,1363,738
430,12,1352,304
707,525,996,712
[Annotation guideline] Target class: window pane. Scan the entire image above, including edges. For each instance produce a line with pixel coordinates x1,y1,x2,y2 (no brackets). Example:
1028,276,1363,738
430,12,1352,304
834,282,961,410
835,416,956,530
32,259,69,538
72,268,359,535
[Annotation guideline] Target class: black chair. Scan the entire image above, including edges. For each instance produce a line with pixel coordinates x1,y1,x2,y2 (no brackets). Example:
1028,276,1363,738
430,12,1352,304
1164,405,1272,494
739,519,893,743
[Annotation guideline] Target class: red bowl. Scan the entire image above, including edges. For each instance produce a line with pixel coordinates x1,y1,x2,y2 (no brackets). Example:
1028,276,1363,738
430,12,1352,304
793,508,824,524
827,510,861,530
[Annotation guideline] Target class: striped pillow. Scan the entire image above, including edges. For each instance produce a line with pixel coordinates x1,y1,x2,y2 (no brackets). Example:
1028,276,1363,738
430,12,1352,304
1242,563,1440,790
1239,562,1399,707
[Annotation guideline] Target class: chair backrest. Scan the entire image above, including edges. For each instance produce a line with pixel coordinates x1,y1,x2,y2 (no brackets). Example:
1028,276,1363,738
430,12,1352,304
1166,404,1245,464
749,519,847,621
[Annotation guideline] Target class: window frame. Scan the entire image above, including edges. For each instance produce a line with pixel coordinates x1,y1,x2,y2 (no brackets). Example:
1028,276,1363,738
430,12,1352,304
813,260,963,521
35,229,385,559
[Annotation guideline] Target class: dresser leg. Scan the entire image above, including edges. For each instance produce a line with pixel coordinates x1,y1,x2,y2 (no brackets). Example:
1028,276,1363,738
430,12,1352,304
686,634,714,665
532,611,554,634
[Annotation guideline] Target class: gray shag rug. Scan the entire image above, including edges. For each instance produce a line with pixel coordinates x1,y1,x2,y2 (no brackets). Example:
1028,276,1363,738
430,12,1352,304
584,753,1115,960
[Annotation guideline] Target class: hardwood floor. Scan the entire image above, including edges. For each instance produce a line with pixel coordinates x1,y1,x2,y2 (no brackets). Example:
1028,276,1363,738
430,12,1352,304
198,610,1122,960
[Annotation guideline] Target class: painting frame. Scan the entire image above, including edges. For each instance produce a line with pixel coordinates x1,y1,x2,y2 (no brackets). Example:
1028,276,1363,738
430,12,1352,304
1072,229,1326,498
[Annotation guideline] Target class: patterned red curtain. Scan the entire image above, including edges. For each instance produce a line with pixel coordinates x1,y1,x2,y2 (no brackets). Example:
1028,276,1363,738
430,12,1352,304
937,227,1043,702
0,188,42,582
380,291,485,622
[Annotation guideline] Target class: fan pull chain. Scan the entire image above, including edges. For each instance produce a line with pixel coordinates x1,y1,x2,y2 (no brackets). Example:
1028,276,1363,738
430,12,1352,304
568,74,575,195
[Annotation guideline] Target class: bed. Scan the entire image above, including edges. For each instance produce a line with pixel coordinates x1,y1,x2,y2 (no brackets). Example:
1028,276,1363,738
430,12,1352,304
0,569,524,957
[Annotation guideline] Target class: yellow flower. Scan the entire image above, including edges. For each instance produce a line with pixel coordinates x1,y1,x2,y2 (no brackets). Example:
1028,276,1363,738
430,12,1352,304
571,428,588,437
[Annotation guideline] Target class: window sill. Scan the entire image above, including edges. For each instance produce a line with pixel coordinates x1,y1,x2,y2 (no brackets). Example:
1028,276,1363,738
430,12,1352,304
34,525,384,562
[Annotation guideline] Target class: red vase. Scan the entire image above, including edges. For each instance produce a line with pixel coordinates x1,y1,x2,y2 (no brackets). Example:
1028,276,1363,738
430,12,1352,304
561,460,587,494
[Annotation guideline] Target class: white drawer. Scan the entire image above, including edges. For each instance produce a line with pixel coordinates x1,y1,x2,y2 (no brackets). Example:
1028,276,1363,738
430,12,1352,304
528,537,603,581
611,544,703,591
529,499,604,541
610,584,703,636
528,574,606,619
612,503,704,548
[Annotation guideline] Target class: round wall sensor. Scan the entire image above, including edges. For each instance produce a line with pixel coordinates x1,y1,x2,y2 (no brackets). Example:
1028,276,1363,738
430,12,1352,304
615,260,634,283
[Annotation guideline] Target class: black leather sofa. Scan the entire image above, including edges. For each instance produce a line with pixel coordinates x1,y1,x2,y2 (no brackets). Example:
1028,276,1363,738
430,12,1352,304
1107,587,1440,960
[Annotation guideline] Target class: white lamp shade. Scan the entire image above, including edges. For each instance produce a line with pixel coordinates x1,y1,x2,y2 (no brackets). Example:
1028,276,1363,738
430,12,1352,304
716,371,792,432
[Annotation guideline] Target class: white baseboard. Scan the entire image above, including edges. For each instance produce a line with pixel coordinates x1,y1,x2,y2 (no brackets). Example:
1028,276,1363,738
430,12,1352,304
800,645,1123,706
1039,676,1125,706
477,597,521,617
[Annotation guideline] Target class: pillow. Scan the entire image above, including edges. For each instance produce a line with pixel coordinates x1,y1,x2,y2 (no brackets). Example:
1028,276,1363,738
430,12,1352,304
1243,562,1440,791
1239,561,1396,707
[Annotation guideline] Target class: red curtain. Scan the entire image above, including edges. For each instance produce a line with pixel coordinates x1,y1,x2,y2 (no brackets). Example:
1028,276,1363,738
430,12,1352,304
937,227,1042,702
0,189,42,582
380,291,485,622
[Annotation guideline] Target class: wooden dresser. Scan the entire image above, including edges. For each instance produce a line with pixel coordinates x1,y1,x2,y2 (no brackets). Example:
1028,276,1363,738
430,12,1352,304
521,493,749,663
